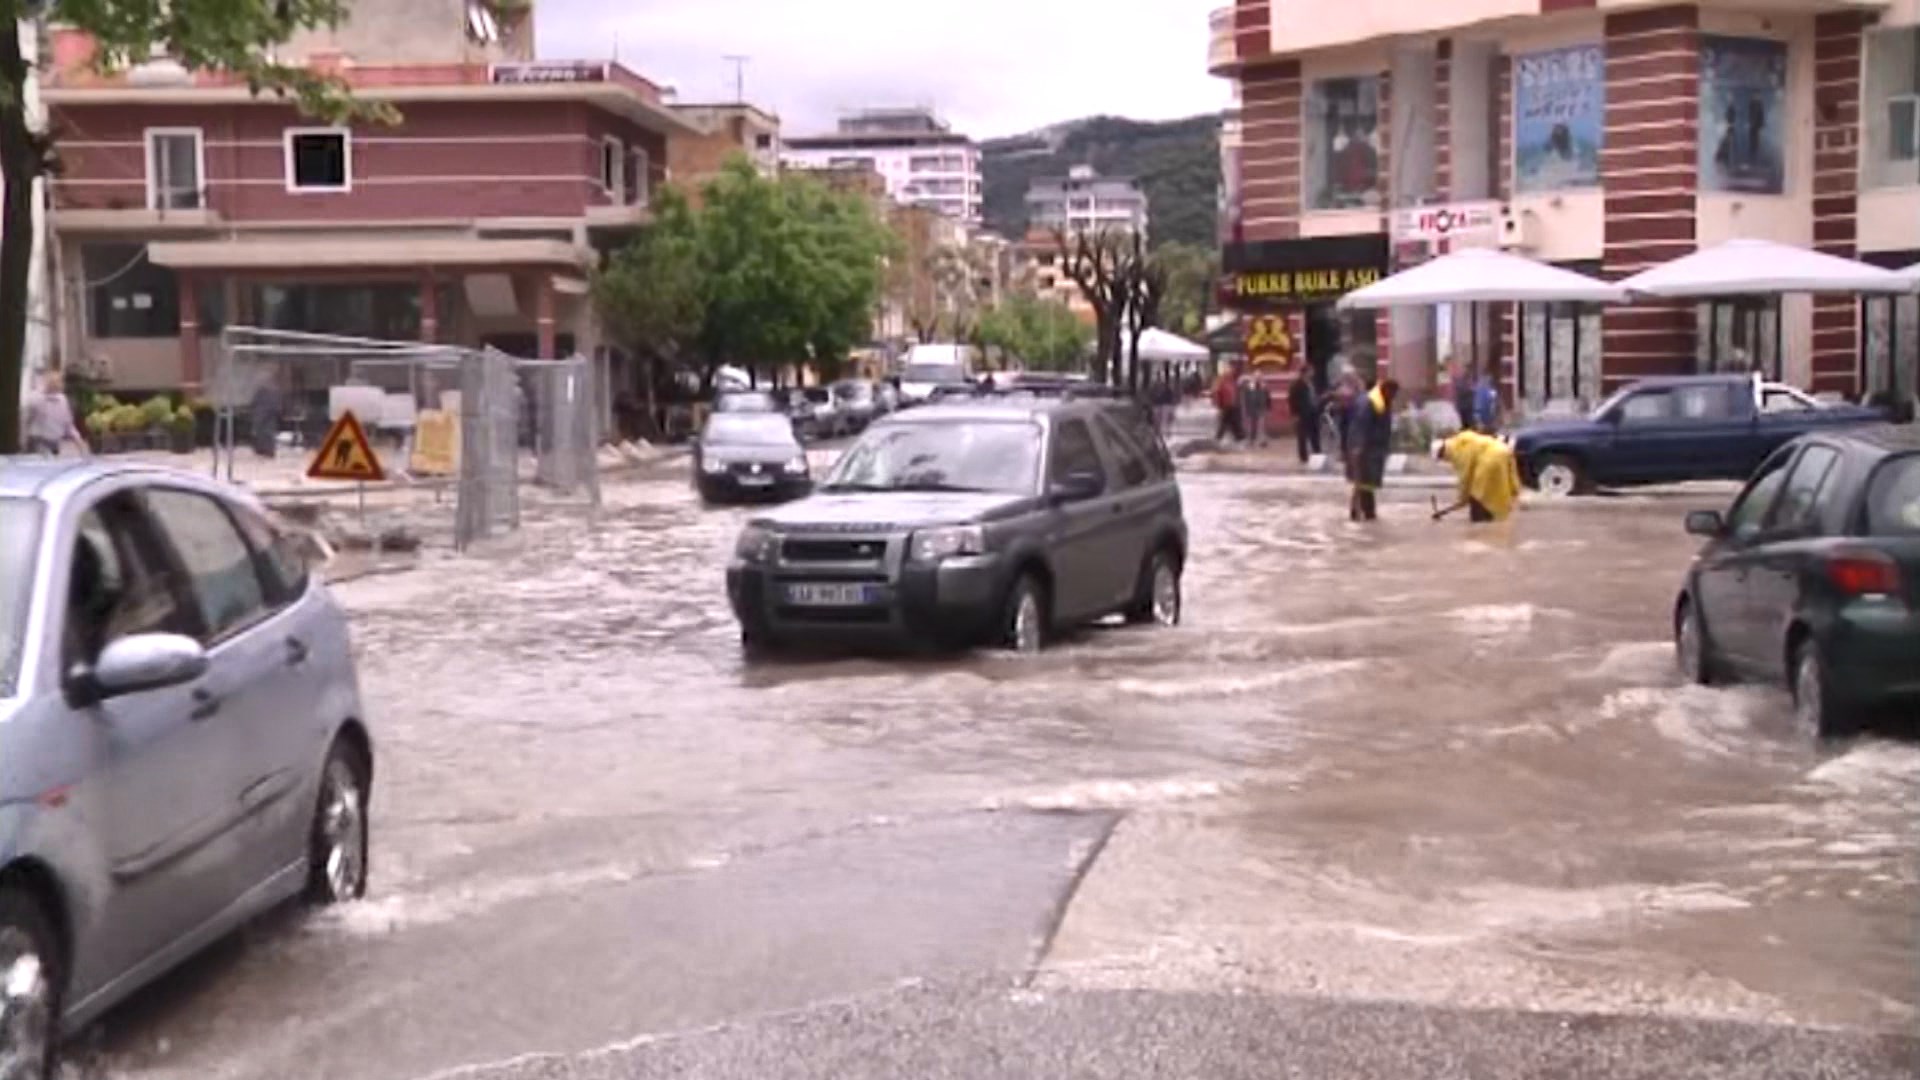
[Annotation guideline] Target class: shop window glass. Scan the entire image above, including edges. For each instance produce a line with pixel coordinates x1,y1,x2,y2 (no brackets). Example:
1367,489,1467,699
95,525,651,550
1304,77,1382,211
85,244,179,340
1865,28,1920,188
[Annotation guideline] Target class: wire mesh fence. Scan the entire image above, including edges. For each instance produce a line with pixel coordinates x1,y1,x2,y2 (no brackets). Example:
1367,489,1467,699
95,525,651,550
203,326,601,550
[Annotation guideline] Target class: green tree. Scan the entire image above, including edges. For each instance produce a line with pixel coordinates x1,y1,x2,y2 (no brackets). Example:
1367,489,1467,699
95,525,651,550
1153,241,1218,338
693,158,893,386
978,293,1090,372
1,1,379,450
592,186,706,438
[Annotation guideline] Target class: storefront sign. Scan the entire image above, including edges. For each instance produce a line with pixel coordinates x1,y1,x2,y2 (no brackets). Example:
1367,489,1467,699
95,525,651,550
1514,44,1604,193
1221,234,1390,308
1699,36,1786,194
490,61,609,85
1244,314,1295,370
1392,201,1501,246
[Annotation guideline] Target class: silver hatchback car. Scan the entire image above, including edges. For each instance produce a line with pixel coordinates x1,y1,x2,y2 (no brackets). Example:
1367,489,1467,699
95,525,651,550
0,458,372,1077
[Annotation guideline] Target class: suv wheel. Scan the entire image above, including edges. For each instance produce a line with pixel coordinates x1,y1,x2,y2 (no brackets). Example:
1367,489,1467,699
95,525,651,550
1675,598,1713,686
0,890,61,1080
1002,575,1047,654
1126,548,1182,627
1533,454,1585,498
1792,639,1857,740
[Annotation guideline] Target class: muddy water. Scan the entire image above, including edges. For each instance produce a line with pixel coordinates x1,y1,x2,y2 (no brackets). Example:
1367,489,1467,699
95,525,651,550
80,467,1920,1077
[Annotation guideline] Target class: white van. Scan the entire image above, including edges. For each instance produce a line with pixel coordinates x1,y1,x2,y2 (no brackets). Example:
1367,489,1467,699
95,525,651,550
898,344,976,403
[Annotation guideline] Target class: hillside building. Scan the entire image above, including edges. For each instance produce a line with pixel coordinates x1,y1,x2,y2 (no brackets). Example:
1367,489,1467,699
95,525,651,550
782,107,983,222
1025,165,1151,238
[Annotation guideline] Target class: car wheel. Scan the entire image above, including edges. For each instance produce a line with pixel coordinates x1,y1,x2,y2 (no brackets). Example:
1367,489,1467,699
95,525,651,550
1675,598,1714,686
1001,575,1048,654
306,738,370,904
1126,548,1182,627
0,890,60,1080
1791,639,1857,739
1533,454,1585,498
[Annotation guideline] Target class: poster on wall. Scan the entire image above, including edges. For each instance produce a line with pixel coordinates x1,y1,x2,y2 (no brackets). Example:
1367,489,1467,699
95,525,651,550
1699,35,1787,194
1305,77,1381,211
1513,45,1604,193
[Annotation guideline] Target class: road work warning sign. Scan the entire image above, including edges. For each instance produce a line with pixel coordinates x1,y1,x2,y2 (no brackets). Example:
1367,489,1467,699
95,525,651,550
307,411,387,483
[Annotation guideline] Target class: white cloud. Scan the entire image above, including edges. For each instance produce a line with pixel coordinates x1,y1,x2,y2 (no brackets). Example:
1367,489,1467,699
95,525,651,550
536,0,1228,138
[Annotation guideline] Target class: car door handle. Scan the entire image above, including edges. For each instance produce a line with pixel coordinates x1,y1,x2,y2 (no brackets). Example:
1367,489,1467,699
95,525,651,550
285,637,310,667
190,688,221,722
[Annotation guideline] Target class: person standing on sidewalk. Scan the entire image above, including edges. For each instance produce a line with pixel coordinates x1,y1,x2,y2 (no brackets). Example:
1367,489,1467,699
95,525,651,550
1211,366,1242,443
21,371,88,456
1243,374,1272,447
1347,378,1400,522
1287,365,1320,464
1473,371,1501,433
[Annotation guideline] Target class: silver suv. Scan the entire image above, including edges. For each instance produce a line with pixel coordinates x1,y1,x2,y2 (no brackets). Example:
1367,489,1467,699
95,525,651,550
0,458,372,1076
727,398,1187,653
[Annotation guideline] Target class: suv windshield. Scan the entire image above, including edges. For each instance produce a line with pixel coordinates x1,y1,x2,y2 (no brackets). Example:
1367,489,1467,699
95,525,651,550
706,414,796,447
715,391,778,413
823,420,1042,495
1865,454,1920,535
0,499,42,697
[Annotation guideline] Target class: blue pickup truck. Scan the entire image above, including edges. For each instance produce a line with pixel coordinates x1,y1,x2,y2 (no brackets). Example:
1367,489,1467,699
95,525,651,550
1513,374,1889,495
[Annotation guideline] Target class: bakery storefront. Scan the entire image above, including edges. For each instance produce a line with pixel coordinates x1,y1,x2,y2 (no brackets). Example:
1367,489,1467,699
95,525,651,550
1222,234,1389,388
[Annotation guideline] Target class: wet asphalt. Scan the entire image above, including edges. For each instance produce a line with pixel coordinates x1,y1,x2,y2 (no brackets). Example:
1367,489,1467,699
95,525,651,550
66,463,1920,1079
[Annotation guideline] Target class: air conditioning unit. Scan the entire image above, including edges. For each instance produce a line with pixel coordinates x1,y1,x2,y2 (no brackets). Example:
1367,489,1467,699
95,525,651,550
1498,208,1536,252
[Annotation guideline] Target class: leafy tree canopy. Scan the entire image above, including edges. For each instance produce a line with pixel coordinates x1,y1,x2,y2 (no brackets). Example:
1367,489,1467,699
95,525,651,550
977,293,1091,373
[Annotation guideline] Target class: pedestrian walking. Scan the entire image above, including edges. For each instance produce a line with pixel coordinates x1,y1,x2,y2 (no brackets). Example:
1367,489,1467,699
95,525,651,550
21,371,87,456
1434,428,1522,523
1211,367,1242,443
1347,378,1400,522
1151,376,1177,439
1243,374,1272,447
1287,365,1320,464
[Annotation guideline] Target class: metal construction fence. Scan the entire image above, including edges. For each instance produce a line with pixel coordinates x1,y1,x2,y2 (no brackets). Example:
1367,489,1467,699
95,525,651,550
207,326,601,550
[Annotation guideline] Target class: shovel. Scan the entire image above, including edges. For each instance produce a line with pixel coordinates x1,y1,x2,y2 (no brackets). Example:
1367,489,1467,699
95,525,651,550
1430,496,1468,522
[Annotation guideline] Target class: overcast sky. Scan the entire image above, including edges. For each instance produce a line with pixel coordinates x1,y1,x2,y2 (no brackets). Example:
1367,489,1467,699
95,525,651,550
536,0,1228,139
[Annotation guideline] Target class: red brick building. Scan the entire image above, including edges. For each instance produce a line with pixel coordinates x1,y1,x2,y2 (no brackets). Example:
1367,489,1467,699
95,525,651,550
45,31,697,394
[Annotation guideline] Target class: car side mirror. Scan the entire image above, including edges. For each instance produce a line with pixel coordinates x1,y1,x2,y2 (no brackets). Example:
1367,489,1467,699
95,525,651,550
69,633,208,706
1684,510,1726,538
1049,470,1104,505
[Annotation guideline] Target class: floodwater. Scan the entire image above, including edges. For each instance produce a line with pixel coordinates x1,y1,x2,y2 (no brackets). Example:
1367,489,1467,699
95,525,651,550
71,467,1919,1079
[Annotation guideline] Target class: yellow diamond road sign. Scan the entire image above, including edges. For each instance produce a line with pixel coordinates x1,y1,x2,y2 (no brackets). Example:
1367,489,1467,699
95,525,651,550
307,411,387,483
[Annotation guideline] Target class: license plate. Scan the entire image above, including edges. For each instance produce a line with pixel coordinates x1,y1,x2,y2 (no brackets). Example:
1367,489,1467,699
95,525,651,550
783,582,882,607
738,474,774,487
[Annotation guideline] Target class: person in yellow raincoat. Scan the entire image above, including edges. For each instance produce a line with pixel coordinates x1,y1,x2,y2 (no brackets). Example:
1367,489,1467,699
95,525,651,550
1435,429,1522,523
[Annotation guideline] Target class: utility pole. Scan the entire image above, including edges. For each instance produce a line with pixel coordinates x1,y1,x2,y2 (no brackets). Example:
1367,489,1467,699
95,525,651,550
722,55,749,103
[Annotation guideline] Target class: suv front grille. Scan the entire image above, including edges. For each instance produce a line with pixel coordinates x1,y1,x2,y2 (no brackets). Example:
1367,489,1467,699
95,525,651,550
782,538,888,562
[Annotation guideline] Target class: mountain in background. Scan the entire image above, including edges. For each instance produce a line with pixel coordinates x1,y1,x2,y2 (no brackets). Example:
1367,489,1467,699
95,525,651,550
979,114,1222,251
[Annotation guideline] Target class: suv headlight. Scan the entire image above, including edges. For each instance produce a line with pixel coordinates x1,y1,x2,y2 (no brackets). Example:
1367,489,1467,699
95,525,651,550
910,525,986,563
783,455,809,476
735,524,777,562
702,456,729,475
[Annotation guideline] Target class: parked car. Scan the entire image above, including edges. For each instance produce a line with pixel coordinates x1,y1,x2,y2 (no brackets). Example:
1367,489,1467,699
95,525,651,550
0,458,372,1073
726,398,1186,654
1673,425,1920,736
694,413,812,504
832,380,881,433
801,388,848,439
1513,373,1888,496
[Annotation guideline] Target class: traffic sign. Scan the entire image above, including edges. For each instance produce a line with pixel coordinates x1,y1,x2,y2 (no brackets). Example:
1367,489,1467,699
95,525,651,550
307,411,386,483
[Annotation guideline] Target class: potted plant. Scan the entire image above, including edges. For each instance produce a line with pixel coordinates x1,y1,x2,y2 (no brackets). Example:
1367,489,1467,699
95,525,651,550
85,409,115,452
168,405,197,453
139,397,176,449
110,404,147,450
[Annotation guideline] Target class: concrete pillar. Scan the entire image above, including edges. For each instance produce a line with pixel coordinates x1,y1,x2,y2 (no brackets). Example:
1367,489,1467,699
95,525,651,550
178,272,202,388
535,274,556,359
420,272,439,343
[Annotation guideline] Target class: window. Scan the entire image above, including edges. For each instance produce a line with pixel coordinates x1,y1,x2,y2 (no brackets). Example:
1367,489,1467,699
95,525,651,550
229,505,310,604
1726,450,1794,536
1765,445,1842,534
142,489,269,644
1676,384,1737,419
1865,455,1920,535
1618,390,1675,424
1865,28,1920,187
145,128,203,210
84,243,178,339
62,494,195,669
285,128,350,191
753,133,774,150
1094,414,1151,488
1305,76,1382,210
628,147,650,206
600,136,625,197
1049,419,1106,488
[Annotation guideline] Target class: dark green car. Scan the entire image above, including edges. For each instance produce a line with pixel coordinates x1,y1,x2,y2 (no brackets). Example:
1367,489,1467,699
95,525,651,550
1674,425,1920,736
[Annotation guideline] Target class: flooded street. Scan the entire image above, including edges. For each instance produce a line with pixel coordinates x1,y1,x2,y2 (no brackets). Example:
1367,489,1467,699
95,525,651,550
73,467,1918,1079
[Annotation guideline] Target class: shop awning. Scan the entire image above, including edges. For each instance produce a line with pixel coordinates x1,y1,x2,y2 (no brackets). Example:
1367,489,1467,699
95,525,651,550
1135,328,1210,363
1619,239,1912,298
1336,248,1625,310
146,237,591,273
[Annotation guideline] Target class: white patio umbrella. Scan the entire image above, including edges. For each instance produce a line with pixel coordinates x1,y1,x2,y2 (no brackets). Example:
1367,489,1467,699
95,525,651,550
1618,238,1913,298
1134,327,1210,363
1901,262,1920,290
1336,247,1626,310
